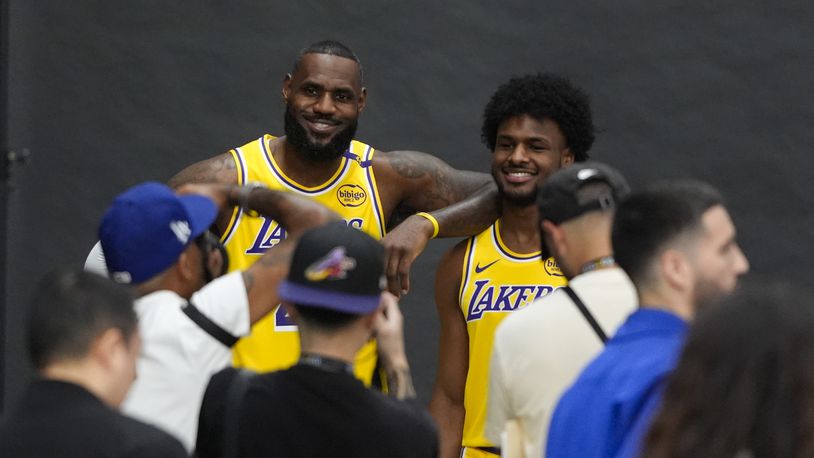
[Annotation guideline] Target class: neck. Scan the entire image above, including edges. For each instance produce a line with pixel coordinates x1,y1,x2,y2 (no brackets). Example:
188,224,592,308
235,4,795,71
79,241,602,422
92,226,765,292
40,362,117,408
135,270,195,300
278,137,345,187
638,287,694,321
498,202,541,253
578,255,616,274
570,234,614,274
558,223,615,279
298,326,369,365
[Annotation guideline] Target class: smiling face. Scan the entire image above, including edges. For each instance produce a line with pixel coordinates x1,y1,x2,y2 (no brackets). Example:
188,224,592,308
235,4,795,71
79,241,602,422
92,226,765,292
491,114,574,206
283,53,366,162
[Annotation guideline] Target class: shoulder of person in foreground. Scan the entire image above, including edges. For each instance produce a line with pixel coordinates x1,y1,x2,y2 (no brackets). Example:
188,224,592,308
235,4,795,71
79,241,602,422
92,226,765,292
117,414,189,458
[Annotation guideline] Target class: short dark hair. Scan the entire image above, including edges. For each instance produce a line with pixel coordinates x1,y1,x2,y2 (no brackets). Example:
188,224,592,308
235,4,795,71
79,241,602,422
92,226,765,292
291,40,364,84
28,269,137,369
292,303,360,332
612,180,723,287
481,73,595,161
643,282,814,457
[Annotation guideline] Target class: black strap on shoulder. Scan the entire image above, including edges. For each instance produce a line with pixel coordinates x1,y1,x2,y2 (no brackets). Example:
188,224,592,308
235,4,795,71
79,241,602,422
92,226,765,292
181,301,240,348
562,286,608,344
223,369,256,458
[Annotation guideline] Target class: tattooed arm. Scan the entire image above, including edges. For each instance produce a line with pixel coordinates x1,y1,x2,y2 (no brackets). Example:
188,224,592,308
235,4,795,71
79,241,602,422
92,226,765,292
374,150,499,295
177,183,339,324
375,150,494,220
374,292,417,400
168,153,238,187
168,152,239,235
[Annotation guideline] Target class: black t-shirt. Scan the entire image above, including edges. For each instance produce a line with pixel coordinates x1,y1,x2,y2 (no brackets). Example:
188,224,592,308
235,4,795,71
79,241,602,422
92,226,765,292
0,380,188,458
197,364,438,458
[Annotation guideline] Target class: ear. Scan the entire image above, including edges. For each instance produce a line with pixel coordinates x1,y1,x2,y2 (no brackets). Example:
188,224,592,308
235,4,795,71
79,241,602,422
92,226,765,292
660,249,691,292
89,328,126,369
176,245,200,282
561,148,575,167
360,308,377,334
357,87,367,114
541,220,566,258
282,74,293,104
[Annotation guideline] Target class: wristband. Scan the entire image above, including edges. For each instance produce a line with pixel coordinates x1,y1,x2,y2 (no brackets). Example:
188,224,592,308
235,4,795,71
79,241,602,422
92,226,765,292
414,212,439,239
236,182,265,217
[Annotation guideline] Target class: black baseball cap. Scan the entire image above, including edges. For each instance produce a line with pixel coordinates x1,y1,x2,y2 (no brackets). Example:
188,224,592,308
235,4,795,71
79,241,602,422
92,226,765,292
537,161,630,225
278,221,385,314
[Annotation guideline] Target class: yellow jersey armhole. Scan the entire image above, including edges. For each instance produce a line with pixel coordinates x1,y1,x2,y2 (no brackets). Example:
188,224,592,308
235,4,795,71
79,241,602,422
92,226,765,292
458,238,475,305
365,148,388,238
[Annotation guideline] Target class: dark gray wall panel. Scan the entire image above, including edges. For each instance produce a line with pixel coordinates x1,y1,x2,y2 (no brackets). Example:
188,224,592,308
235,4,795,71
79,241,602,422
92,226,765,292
6,0,814,409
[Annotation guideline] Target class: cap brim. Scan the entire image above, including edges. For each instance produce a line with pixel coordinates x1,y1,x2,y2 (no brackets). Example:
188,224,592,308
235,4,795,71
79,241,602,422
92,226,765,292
178,194,218,239
279,281,381,315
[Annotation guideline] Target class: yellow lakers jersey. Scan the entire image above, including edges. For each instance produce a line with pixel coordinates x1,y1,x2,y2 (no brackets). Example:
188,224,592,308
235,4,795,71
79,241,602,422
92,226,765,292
459,219,567,451
222,135,387,384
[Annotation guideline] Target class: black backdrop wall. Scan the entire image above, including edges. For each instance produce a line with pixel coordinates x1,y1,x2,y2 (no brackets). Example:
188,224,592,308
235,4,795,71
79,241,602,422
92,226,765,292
5,0,814,409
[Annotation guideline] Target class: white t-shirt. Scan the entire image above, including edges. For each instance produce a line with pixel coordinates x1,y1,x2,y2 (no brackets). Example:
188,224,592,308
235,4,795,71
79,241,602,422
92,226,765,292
485,267,638,458
122,271,250,452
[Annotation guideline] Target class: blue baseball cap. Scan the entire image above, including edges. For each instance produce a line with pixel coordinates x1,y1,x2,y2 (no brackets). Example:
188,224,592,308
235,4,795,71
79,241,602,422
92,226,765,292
99,182,218,284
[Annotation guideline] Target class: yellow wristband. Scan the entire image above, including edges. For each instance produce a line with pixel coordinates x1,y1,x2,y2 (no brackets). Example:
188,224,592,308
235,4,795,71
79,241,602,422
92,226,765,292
415,212,440,239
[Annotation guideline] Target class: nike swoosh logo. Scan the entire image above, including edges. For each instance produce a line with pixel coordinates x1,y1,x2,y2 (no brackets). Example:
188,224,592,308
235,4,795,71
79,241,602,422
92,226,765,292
474,259,499,274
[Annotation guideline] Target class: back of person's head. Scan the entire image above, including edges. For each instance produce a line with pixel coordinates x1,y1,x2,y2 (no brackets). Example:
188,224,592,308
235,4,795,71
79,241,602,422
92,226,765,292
641,283,814,457
28,269,137,369
480,73,595,161
279,221,385,333
612,180,723,289
536,162,630,274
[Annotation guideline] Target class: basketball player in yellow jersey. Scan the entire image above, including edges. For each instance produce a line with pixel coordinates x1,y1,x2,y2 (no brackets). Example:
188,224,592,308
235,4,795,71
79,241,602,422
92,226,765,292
168,41,498,380
429,73,597,458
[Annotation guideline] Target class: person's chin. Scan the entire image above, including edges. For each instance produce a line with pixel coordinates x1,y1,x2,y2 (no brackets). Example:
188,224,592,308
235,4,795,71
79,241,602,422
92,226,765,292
306,135,333,149
500,188,536,206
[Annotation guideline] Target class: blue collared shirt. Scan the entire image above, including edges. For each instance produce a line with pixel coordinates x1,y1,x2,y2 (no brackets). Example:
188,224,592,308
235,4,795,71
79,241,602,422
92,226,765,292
545,308,688,458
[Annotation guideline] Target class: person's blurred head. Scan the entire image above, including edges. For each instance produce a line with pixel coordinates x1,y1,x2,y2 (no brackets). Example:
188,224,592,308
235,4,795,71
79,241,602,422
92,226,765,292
612,180,749,316
28,269,140,407
642,283,814,458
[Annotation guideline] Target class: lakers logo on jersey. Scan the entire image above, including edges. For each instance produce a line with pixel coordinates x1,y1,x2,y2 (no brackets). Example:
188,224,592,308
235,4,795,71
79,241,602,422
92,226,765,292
245,218,366,256
246,217,287,254
336,184,367,207
466,280,556,321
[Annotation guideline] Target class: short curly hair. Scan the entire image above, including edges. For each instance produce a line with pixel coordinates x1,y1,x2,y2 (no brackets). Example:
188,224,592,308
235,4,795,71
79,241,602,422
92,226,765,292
481,73,595,161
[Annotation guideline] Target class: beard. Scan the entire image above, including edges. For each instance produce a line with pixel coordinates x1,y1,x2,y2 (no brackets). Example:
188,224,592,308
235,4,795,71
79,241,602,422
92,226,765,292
692,274,736,311
284,107,357,162
492,169,538,207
